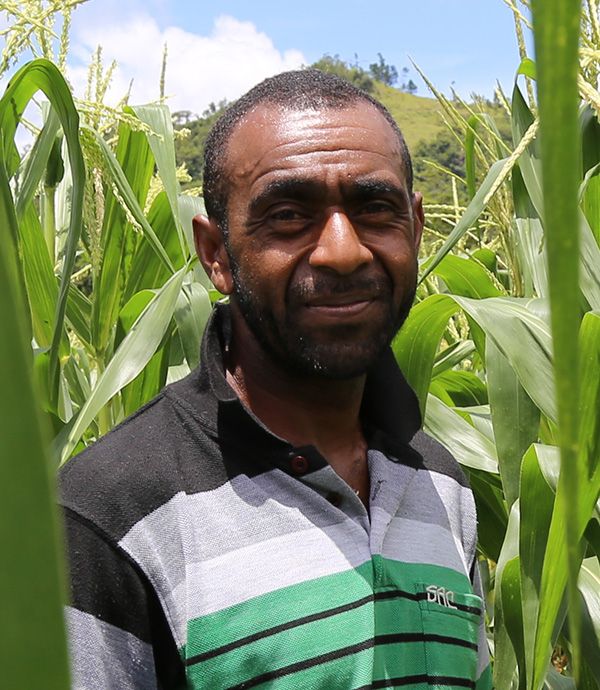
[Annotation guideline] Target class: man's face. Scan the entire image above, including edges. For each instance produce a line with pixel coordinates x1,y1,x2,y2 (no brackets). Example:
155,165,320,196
201,102,423,379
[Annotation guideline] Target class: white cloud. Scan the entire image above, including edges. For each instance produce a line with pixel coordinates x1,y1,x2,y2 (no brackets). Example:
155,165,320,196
68,14,306,115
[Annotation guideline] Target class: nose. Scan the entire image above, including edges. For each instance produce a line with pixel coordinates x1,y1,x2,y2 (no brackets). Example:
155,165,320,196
309,210,373,275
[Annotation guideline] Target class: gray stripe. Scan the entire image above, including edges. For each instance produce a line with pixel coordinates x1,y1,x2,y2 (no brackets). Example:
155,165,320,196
118,473,371,646
376,511,470,575
66,607,157,690
179,520,372,619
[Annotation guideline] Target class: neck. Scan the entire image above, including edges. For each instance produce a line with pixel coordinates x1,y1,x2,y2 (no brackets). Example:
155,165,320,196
225,307,370,499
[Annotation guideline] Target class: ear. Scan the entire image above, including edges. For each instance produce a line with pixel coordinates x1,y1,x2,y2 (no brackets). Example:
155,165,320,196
411,192,424,251
192,214,234,294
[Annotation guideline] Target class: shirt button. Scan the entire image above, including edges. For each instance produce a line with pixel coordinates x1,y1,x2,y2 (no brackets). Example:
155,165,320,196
290,455,309,475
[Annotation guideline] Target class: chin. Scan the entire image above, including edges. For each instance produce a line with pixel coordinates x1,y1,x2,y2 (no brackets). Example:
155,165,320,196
284,338,390,380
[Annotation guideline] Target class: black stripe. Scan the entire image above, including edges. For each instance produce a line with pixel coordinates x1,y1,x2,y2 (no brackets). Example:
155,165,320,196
375,590,481,616
355,675,476,689
375,632,477,652
225,633,477,689
187,591,479,668
226,639,376,689
186,594,375,666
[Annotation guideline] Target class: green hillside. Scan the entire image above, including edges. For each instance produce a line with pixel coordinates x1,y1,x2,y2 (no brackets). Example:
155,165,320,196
373,83,449,150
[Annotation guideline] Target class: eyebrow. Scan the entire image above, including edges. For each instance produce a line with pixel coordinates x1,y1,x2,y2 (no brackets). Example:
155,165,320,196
248,176,409,216
344,178,409,204
249,178,324,215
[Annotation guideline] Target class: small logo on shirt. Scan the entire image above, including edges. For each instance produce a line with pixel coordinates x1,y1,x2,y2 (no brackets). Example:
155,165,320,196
426,584,457,609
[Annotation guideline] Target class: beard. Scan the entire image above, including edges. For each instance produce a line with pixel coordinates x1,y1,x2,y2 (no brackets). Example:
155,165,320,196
229,257,417,380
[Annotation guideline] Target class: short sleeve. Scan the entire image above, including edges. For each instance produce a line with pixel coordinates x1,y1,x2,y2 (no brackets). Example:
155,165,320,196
62,508,186,690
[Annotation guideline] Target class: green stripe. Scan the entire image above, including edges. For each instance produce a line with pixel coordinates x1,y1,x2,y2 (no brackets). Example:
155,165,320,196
181,557,479,688
188,594,374,687
183,558,473,659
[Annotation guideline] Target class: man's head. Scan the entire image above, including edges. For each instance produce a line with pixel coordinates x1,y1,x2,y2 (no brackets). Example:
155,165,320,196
202,69,414,234
194,69,423,380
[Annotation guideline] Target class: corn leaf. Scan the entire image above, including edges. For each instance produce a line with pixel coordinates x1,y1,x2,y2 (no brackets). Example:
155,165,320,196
0,59,85,408
392,294,459,415
454,296,555,422
487,338,540,508
131,104,189,256
420,157,509,281
90,120,156,352
174,281,212,370
532,0,584,683
423,394,498,473
59,266,186,463
0,176,70,689
494,503,525,690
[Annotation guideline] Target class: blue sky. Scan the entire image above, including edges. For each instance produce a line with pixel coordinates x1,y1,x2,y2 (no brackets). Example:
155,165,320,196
52,0,532,114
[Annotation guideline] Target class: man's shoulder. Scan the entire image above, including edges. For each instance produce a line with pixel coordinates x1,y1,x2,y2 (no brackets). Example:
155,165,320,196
409,429,471,489
58,371,222,543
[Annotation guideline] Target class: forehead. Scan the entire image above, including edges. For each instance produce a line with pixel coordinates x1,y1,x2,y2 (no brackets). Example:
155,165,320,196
223,102,407,191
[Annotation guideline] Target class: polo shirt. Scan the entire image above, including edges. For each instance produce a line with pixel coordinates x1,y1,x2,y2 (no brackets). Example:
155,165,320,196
60,303,492,690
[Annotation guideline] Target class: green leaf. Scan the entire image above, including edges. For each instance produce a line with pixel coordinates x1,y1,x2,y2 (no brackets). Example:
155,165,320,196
0,182,70,690
580,105,600,246
519,443,557,684
579,311,600,479
431,340,476,377
392,294,459,415
125,191,186,300
467,468,508,562
494,502,525,690
419,157,509,282
454,296,555,422
90,120,159,353
430,369,487,407
517,57,537,80
117,290,171,418
174,281,212,370
487,338,540,507
578,559,600,682
131,104,189,257
511,85,543,218
423,394,498,473
0,59,85,407
178,194,208,269
532,0,584,682
88,127,175,276
59,266,186,463
432,253,504,299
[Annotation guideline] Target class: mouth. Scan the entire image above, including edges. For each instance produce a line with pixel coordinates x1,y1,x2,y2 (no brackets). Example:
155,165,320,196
303,293,380,317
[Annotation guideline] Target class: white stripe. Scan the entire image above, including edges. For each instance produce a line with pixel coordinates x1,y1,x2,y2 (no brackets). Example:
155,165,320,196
180,521,372,619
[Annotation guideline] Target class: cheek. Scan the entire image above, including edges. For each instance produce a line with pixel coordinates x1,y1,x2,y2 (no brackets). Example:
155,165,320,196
234,245,298,302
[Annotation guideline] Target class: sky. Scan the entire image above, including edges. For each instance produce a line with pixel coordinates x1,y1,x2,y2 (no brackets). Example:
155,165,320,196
53,0,532,116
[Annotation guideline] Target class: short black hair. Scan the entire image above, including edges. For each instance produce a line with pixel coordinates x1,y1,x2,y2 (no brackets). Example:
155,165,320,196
202,69,413,230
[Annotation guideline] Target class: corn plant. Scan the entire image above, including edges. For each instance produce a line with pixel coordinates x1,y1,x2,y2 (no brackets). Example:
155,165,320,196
0,5,211,683
394,1,600,687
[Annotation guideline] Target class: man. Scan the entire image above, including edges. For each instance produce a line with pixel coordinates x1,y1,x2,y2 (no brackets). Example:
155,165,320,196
60,70,491,689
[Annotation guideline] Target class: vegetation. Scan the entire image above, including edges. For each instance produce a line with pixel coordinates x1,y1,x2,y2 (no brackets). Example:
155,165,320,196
1,0,600,688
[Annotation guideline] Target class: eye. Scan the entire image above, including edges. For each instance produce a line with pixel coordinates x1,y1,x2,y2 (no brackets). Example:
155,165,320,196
353,200,399,222
266,205,313,233
358,201,394,215
270,208,305,221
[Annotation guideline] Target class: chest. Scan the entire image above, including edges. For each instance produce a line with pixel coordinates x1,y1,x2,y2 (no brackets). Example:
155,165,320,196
164,465,481,689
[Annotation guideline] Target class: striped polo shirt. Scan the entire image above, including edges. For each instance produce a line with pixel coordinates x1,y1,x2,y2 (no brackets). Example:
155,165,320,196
60,304,492,690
